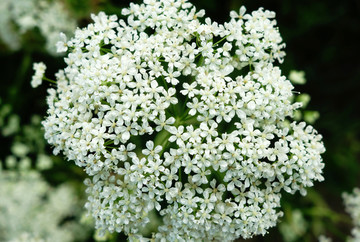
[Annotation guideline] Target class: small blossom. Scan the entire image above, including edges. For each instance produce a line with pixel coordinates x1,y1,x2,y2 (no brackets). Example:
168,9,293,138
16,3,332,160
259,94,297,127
0,0,76,55
31,62,46,88
56,32,68,53
289,70,306,85
343,188,360,242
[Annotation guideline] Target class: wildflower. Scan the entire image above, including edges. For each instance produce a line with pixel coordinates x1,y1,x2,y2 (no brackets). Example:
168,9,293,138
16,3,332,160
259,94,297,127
289,70,306,85
0,168,88,242
31,62,46,88
343,188,360,242
38,0,325,240
0,0,76,54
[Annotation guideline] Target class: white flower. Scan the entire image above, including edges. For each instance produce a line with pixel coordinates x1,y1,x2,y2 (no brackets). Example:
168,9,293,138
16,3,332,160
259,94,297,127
31,62,46,88
38,1,325,241
289,70,306,84
0,0,76,55
343,188,360,242
142,141,162,161
0,169,88,242
318,235,332,242
56,32,68,53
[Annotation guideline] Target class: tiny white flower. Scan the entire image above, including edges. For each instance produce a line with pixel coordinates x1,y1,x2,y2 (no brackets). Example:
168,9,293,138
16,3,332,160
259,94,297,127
31,62,46,88
56,32,68,53
289,70,306,85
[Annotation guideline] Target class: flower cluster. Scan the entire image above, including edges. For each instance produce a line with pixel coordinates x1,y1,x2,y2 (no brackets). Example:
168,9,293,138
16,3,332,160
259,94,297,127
0,110,90,242
0,167,85,242
40,0,325,240
0,0,76,54
343,188,360,242
31,62,46,88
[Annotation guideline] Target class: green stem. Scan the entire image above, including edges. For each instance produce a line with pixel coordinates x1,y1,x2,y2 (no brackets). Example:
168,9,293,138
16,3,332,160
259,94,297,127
183,96,189,110
179,167,182,183
213,35,230,47
154,129,171,156
180,108,190,120
249,58,254,72
9,52,31,108
161,75,168,90
198,55,204,66
182,116,199,126
195,33,201,47
104,140,114,146
194,34,229,59
43,76,57,84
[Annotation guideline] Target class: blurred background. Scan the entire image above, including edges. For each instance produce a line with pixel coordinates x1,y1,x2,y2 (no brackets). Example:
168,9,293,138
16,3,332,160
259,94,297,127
0,0,359,241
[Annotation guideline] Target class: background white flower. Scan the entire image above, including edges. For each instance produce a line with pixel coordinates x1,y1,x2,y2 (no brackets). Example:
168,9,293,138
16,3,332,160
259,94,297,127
0,0,76,55
0,168,88,242
31,62,46,88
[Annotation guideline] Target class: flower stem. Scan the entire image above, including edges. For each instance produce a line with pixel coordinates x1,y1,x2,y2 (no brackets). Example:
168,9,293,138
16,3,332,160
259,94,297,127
213,35,230,47
43,76,57,84
154,128,171,156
